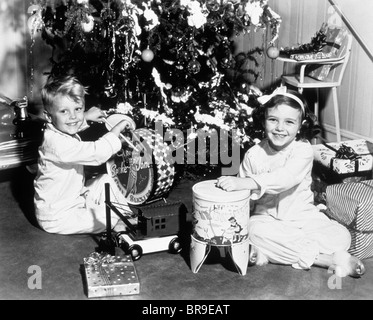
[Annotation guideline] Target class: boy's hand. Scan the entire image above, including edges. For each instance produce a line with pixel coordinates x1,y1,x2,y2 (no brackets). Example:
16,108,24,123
110,120,131,137
85,106,106,123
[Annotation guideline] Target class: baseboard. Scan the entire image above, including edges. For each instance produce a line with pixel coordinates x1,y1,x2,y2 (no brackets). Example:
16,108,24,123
322,123,373,143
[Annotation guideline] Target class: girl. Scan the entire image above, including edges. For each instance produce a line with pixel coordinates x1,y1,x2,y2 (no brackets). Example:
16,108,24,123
34,75,132,235
216,86,365,278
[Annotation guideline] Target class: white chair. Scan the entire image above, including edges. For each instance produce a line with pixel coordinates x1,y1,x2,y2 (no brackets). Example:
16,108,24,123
278,32,353,142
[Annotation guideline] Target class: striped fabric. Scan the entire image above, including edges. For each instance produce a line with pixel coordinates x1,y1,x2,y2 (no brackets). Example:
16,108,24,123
325,180,373,260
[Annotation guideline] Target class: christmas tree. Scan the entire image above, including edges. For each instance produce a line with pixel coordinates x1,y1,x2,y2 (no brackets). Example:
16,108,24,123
28,0,281,148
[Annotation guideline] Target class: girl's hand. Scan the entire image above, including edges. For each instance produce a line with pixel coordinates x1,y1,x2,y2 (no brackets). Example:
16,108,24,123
85,107,106,123
216,176,246,192
216,176,258,192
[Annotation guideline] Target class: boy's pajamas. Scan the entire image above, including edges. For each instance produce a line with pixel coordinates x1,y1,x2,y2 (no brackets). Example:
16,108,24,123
34,123,131,234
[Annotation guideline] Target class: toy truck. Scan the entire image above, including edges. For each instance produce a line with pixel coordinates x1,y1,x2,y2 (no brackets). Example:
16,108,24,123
99,183,187,260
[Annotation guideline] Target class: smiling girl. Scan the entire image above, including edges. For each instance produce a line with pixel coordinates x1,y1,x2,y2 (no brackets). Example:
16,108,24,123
216,86,365,278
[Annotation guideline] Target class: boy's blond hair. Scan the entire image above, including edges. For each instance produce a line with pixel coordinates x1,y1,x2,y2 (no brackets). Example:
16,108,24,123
41,75,88,112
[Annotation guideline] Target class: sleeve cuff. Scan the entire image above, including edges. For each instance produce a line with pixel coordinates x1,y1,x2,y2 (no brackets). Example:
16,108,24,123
248,175,266,200
101,132,122,154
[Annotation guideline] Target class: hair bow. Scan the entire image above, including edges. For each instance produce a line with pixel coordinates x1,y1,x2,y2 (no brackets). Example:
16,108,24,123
257,86,305,113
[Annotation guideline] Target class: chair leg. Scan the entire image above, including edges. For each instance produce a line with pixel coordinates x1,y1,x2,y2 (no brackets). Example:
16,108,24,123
332,87,341,142
309,88,321,145
315,88,319,120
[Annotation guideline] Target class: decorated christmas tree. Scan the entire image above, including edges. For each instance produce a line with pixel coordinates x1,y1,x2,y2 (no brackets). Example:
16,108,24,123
27,0,281,147
26,0,284,181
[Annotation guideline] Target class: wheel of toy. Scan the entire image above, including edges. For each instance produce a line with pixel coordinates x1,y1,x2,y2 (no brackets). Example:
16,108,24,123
168,237,182,254
115,232,129,252
129,244,143,261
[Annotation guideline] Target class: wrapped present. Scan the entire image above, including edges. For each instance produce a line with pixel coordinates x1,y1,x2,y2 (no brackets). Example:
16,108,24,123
312,139,373,183
306,26,348,81
83,252,140,298
323,180,373,260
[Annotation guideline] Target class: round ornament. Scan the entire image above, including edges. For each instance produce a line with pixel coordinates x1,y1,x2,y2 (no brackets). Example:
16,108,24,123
81,15,94,33
27,4,41,14
187,60,201,74
267,46,280,59
27,15,37,32
141,49,154,62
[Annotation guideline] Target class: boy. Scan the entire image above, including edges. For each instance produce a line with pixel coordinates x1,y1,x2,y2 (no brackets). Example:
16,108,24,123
34,75,131,234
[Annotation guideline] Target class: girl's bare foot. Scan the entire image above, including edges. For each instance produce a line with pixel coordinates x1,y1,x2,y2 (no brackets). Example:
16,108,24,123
248,245,269,266
332,251,366,278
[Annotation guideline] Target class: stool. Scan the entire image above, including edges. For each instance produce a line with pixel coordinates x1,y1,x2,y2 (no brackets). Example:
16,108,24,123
190,235,250,275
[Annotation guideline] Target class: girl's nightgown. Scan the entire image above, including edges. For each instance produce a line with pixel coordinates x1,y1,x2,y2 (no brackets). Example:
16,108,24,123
239,138,351,269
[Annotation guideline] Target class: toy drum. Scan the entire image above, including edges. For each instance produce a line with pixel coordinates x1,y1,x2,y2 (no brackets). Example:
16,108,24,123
104,113,136,132
107,128,175,205
192,180,250,246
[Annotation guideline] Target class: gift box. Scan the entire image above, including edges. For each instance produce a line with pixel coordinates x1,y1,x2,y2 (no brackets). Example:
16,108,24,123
323,180,373,260
312,139,373,184
306,26,348,81
83,252,140,298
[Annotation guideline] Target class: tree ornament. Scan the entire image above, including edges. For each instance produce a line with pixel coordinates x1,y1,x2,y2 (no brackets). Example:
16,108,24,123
187,60,201,74
27,4,41,14
81,15,94,33
220,56,232,69
141,48,154,62
104,73,117,98
267,46,280,59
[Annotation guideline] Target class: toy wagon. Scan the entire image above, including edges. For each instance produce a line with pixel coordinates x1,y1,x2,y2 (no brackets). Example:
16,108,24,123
99,183,187,261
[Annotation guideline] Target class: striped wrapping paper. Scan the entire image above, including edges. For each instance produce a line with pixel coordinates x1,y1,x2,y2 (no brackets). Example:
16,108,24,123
325,180,373,260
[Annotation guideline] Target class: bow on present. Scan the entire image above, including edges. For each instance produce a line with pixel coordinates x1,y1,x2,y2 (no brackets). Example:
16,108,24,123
322,142,362,173
323,143,361,160
257,86,305,113
335,144,361,160
84,252,116,269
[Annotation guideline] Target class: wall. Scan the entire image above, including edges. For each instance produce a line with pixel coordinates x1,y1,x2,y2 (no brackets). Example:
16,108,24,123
332,0,373,56
0,0,27,100
0,0,51,113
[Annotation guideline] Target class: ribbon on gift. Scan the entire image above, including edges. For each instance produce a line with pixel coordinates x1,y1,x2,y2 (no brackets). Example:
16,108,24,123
83,252,116,269
323,142,361,173
335,144,361,160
